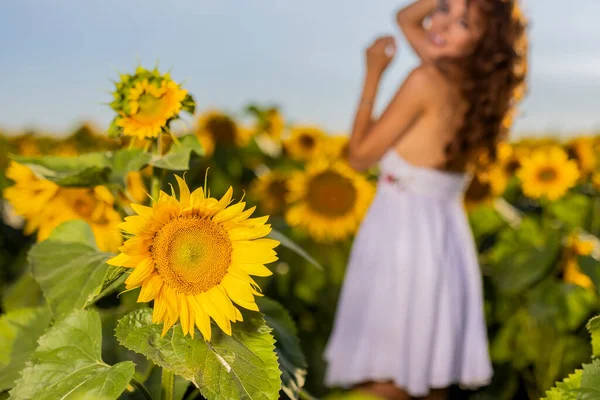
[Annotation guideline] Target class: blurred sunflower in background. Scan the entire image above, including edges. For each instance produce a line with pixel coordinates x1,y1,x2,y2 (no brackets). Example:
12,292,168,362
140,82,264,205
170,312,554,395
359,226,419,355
485,142,522,196
286,160,374,242
255,108,285,141
3,162,122,251
109,66,195,140
283,126,326,162
108,176,279,340
251,170,290,216
517,147,580,201
324,135,350,161
196,110,254,156
565,136,597,177
563,233,595,290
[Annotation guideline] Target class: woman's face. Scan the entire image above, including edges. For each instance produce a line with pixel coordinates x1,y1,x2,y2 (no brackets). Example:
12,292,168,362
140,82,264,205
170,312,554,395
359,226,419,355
427,0,485,61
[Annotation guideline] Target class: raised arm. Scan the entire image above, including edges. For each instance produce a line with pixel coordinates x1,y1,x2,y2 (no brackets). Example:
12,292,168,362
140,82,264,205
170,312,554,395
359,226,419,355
348,63,431,171
396,0,438,62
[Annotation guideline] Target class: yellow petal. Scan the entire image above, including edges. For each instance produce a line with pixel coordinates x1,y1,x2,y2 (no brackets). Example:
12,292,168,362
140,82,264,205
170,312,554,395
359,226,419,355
107,252,133,267
190,187,205,208
221,275,256,305
198,292,232,336
212,202,246,223
125,258,155,288
137,274,163,302
213,187,233,211
228,225,272,241
175,175,191,208
179,294,191,337
238,263,273,277
131,203,154,219
188,296,212,341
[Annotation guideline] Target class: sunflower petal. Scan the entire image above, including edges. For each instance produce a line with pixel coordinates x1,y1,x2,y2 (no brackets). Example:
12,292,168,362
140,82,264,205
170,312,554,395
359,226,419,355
212,202,246,223
175,175,191,208
125,258,155,288
198,292,232,336
137,274,163,302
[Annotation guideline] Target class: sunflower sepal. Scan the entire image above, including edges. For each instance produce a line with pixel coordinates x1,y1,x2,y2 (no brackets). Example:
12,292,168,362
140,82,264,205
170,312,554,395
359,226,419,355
115,307,282,400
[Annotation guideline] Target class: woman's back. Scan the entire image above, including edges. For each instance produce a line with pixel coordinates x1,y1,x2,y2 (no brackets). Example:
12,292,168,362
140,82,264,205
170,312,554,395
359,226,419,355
392,65,468,172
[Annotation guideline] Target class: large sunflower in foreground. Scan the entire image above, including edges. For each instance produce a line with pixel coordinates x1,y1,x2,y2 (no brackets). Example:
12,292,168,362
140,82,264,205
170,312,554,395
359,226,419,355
283,126,326,162
109,66,194,140
286,160,374,242
3,162,122,251
517,147,580,201
563,234,594,290
251,170,290,216
196,110,254,156
108,176,278,340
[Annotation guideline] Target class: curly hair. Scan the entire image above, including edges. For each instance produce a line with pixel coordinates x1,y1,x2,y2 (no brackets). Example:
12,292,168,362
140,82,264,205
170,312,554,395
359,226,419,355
444,0,528,171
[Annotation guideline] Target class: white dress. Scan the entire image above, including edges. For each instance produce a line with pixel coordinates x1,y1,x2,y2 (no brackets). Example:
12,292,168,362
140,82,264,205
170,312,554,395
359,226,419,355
323,150,493,397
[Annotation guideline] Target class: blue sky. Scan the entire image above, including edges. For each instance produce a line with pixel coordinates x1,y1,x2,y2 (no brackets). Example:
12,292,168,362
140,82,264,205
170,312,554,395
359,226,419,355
0,0,598,138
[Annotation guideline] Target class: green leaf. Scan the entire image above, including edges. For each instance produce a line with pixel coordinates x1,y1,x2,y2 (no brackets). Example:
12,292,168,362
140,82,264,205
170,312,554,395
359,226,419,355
85,266,127,306
268,229,322,271
108,148,151,185
9,310,134,400
548,193,592,229
578,360,600,399
587,316,600,358
11,153,110,187
257,297,307,400
28,220,114,319
2,273,44,312
542,369,582,400
149,135,204,171
115,308,281,400
468,204,507,241
0,308,52,391
486,218,562,296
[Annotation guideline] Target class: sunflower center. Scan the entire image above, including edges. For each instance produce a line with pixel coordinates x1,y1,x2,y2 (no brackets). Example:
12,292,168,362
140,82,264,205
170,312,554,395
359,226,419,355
267,179,289,202
134,93,168,122
306,171,357,217
152,216,232,295
537,167,558,182
299,134,316,150
61,188,97,218
206,116,236,144
505,159,521,174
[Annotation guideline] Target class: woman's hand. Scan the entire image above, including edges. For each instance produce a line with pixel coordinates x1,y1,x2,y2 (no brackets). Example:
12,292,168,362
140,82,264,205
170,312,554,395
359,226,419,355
366,36,397,76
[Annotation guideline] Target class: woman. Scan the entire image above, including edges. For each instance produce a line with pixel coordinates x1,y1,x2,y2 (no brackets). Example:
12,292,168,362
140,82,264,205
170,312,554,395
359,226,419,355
323,0,526,399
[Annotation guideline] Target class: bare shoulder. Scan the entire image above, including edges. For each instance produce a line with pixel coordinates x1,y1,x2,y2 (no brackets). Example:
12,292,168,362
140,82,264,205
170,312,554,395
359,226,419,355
401,64,442,101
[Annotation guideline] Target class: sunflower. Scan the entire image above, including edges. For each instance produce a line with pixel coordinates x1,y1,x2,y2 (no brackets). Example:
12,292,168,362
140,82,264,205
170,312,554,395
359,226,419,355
286,160,374,242
563,234,595,289
324,135,350,160
485,142,522,196
517,147,580,201
107,176,278,340
566,137,596,176
126,171,148,204
196,110,254,156
255,108,285,141
3,162,122,252
283,126,326,162
109,67,194,140
251,170,290,215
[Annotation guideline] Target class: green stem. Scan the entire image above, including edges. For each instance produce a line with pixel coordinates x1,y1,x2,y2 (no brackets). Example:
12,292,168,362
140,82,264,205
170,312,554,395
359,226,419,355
161,368,175,400
130,377,153,400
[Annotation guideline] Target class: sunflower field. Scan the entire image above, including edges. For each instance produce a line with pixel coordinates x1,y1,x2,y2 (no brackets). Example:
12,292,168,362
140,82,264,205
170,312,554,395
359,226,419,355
1,64,600,400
